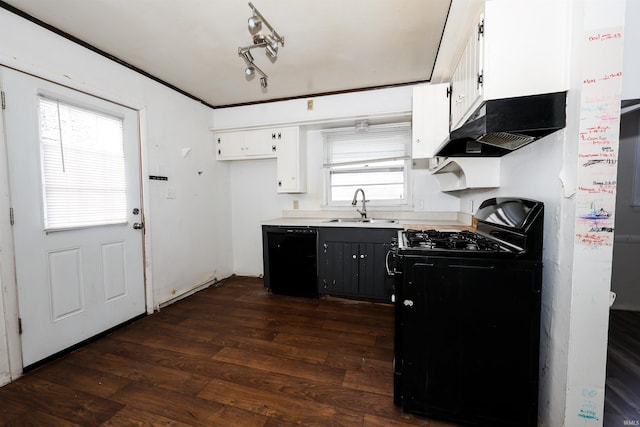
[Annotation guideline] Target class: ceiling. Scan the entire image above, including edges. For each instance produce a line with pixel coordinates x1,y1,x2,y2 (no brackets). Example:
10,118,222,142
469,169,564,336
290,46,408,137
0,0,482,108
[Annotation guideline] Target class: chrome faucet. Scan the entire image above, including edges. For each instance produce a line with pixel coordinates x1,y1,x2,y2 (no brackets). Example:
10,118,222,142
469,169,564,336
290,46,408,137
351,188,368,219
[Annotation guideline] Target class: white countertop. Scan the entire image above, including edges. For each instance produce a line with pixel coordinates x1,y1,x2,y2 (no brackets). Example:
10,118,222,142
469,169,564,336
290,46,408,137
261,210,474,230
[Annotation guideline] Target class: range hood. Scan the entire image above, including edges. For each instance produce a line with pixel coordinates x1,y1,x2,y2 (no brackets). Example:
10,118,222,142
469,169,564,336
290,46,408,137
436,91,567,157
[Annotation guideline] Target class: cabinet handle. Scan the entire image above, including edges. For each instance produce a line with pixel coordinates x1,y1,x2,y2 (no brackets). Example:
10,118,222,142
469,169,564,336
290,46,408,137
278,181,282,187
450,264,495,270
415,138,421,144
217,149,221,155
272,145,276,151
272,132,276,139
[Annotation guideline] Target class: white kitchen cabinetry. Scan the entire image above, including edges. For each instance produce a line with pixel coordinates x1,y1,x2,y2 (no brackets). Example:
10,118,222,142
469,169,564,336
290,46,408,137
214,126,306,193
450,16,484,132
450,0,568,131
411,83,450,159
214,129,276,160
275,126,306,193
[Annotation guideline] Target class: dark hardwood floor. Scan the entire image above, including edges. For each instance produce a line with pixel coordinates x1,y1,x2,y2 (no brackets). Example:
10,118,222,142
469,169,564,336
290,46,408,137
605,309,640,427
0,276,457,426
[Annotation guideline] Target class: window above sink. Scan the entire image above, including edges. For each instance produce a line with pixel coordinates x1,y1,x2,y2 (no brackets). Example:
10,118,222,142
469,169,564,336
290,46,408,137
323,123,411,207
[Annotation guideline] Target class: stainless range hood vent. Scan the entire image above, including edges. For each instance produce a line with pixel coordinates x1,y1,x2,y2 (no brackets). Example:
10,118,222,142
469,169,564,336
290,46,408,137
477,132,535,150
437,91,567,157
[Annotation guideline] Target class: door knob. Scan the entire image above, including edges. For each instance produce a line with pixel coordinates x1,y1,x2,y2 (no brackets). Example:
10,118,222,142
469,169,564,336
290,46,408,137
133,223,144,230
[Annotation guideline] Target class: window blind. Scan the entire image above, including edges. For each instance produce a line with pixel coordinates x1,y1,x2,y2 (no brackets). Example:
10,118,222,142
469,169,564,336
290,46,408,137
324,123,411,167
39,96,127,230
324,123,411,203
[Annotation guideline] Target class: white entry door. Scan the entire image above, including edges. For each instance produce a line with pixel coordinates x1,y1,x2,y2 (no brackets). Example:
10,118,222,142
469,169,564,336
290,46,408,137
2,68,146,367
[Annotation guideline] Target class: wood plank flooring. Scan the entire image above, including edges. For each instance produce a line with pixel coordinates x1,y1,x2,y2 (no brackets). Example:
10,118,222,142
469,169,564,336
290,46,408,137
0,276,457,426
605,309,640,427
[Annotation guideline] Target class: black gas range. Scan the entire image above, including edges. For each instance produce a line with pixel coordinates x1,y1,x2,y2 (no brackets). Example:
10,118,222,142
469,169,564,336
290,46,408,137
392,198,544,427
396,197,544,260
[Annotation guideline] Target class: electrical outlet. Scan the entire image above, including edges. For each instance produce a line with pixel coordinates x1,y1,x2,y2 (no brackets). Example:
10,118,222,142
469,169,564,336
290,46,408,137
166,187,176,199
307,99,313,110
293,200,299,209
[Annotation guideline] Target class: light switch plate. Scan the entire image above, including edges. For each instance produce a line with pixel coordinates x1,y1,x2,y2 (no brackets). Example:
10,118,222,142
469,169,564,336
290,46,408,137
166,187,176,199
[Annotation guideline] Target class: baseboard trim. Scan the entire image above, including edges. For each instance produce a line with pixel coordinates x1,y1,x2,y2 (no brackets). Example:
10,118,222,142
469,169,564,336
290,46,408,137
158,277,224,310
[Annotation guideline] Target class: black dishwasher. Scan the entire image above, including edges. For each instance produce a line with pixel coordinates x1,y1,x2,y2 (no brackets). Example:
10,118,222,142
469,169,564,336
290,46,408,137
262,225,319,298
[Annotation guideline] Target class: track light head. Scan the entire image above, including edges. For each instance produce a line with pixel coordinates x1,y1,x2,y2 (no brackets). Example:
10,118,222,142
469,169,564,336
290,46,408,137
248,15,262,34
265,35,279,59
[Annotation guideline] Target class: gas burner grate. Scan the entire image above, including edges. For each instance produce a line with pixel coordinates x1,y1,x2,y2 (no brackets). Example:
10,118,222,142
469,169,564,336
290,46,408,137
403,229,507,253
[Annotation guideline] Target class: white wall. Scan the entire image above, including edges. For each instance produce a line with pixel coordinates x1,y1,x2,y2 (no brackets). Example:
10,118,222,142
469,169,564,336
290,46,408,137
0,8,233,383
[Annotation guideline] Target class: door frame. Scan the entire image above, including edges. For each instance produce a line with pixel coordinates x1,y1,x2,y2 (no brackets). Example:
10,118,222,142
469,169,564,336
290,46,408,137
0,65,155,382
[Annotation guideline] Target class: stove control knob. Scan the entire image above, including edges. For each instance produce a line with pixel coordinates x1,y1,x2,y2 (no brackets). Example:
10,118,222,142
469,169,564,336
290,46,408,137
403,299,414,307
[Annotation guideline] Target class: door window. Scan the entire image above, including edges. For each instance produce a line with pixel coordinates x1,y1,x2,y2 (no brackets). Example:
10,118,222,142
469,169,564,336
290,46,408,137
39,96,127,230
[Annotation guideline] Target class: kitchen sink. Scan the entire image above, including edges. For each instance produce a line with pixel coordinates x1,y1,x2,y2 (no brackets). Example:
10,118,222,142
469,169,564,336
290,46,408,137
324,218,398,224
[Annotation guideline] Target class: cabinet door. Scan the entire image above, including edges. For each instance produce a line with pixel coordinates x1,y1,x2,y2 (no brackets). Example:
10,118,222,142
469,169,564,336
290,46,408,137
215,131,245,159
214,129,276,160
450,14,484,131
412,84,450,159
358,242,393,300
242,129,273,157
482,0,567,100
275,127,306,193
318,241,359,296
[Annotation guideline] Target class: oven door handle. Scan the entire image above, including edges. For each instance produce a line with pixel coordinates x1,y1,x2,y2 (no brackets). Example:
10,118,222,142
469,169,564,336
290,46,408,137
385,250,400,276
449,264,495,270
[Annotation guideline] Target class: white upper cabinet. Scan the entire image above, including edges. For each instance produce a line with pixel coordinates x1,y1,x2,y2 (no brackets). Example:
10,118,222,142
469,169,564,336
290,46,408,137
214,126,306,193
450,0,568,131
411,83,450,159
214,129,276,160
275,127,306,193
450,16,484,132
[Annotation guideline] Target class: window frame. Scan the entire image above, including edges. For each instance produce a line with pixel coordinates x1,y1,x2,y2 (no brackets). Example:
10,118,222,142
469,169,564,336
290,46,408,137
322,122,412,208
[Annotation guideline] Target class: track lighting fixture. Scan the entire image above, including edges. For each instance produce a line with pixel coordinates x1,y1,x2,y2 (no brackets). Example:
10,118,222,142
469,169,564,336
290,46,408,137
238,2,284,89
